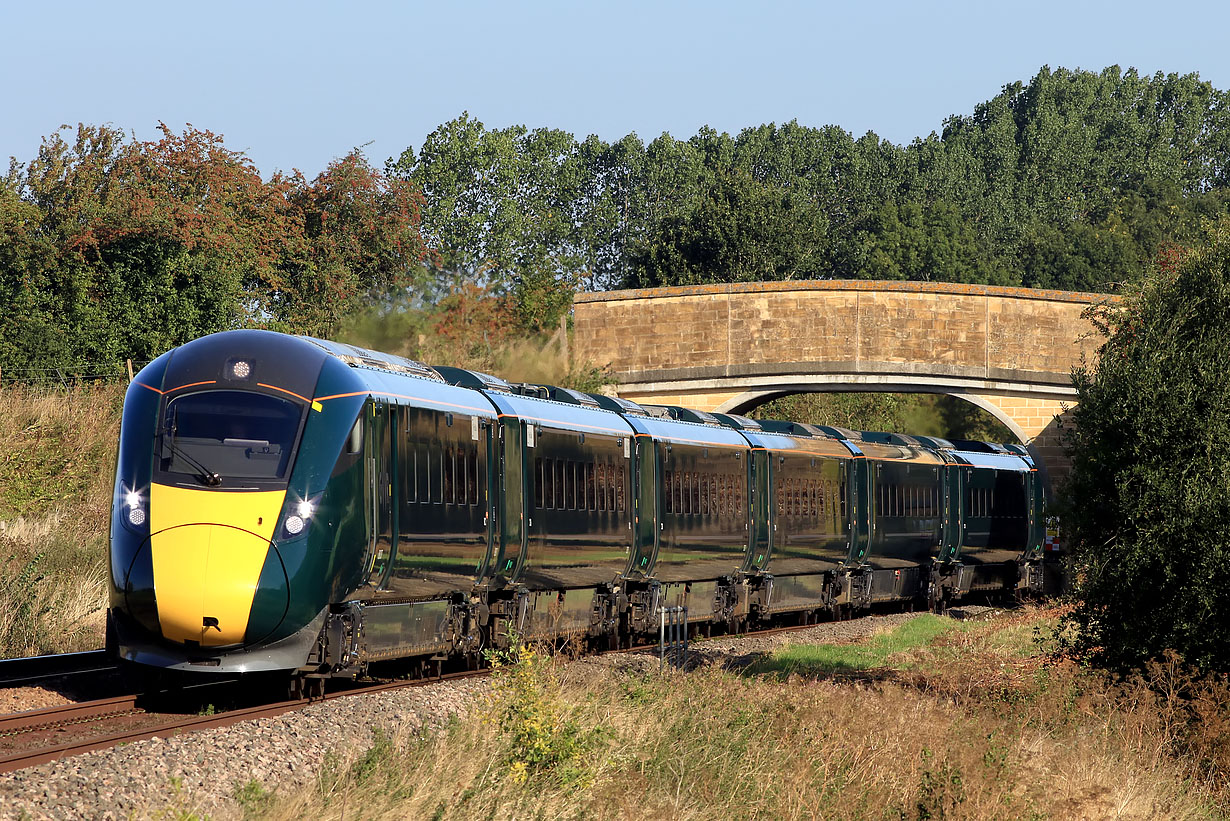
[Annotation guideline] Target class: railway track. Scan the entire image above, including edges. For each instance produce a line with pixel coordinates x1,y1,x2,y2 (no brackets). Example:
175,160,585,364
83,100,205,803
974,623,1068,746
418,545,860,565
0,650,119,689
0,604,998,775
0,628,727,774
0,668,485,774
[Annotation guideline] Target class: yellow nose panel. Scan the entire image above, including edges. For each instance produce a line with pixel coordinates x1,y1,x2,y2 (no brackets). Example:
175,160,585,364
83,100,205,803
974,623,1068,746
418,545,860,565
149,484,286,647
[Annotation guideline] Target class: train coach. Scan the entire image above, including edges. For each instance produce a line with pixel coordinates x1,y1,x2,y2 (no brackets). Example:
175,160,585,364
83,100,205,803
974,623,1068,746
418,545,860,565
107,330,1045,689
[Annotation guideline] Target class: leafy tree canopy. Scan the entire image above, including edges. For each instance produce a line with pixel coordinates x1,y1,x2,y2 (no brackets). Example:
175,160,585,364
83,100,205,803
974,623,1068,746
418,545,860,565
0,124,429,375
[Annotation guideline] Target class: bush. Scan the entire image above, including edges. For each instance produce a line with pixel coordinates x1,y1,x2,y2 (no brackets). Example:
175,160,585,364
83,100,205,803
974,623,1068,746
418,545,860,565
1062,218,1230,672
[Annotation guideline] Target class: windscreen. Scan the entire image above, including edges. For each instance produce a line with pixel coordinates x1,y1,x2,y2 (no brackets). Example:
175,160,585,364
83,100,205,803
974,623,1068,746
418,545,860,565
162,391,303,480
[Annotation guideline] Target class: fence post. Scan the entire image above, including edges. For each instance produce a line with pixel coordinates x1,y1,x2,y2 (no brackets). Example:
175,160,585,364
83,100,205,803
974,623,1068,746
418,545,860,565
126,359,134,382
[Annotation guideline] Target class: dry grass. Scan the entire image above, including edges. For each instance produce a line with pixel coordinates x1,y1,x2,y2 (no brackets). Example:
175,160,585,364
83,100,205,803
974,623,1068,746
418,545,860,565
257,607,1229,821
0,382,122,656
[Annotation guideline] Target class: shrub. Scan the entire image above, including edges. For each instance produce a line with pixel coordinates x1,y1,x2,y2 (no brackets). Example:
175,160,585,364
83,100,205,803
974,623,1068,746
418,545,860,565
1063,218,1230,672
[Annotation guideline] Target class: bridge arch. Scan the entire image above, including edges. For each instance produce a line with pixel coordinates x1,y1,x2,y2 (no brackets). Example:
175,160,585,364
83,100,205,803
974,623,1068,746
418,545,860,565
573,280,1108,491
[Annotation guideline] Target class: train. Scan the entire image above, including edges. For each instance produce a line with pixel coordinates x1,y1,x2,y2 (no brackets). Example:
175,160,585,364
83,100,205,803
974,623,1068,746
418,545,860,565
107,329,1047,690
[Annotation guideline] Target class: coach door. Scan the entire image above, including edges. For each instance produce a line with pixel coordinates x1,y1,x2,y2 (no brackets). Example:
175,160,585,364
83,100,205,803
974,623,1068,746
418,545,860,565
366,401,396,588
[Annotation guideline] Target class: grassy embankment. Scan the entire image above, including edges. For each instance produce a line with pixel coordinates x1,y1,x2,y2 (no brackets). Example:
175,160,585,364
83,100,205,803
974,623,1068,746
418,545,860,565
243,607,1230,821
0,383,121,656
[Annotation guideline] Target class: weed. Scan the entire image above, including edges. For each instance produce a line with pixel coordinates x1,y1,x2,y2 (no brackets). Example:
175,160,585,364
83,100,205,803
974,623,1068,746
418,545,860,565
911,747,967,820
487,636,609,787
234,779,274,819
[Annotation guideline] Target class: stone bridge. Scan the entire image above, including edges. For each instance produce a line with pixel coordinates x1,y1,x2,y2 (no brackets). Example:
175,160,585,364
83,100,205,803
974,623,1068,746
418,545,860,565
572,280,1117,491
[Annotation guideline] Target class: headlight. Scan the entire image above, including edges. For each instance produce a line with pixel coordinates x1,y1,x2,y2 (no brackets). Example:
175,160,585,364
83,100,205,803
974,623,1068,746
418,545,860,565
282,494,321,538
121,486,148,531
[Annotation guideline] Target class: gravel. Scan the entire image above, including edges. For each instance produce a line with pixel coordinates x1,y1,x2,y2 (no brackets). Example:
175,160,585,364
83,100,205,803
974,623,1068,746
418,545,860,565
0,607,1001,820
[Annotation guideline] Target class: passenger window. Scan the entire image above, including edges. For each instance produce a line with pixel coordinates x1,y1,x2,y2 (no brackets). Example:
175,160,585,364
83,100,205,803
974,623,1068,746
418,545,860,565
467,448,478,505
443,447,454,504
617,466,625,512
544,458,552,510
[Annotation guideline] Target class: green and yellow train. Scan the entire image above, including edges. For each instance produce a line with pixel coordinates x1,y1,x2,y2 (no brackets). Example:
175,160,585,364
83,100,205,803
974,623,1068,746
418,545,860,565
108,330,1046,684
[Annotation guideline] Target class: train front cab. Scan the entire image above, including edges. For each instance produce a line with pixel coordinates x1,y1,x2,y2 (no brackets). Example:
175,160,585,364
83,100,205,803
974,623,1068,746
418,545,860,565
109,330,368,674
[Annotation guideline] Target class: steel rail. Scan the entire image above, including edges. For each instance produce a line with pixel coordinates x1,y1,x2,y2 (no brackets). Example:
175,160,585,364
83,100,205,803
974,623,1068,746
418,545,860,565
0,668,489,774
0,650,117,688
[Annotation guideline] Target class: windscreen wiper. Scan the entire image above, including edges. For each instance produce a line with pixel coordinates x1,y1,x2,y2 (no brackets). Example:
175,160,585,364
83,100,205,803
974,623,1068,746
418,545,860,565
162,429,223,487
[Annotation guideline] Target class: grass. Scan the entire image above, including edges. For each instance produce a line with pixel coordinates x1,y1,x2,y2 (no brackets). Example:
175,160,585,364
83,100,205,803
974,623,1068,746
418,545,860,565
0,382,123,656
237,605,1230,821
747,612,957,676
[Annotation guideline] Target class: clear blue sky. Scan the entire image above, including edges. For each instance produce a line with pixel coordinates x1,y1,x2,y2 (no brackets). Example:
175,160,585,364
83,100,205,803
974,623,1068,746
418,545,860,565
4,0,1227,177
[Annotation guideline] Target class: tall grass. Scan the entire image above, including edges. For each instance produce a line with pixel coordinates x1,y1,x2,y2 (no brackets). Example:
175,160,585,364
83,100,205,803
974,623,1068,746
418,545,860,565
0,383,122,656
257,608,1229,820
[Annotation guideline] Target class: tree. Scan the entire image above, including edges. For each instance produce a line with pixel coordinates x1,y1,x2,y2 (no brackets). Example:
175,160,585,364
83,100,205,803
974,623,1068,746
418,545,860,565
0,123,431,374
1062,218,1230,672
390,113,614,323
855,199,1016,285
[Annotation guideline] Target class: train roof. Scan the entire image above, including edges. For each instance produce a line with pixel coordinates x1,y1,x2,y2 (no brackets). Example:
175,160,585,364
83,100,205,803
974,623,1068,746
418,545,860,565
739,428,858,459
949,450,1034,471
301,336,443,381
481,390,637,439
511,383,603,409
432,366,513,393
621,412,752,449
710,412,761,431
639,404,728,426
587,394,649,415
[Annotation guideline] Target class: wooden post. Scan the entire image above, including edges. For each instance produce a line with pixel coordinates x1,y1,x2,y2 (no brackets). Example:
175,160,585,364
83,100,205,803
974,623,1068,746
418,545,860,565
126,359,134,382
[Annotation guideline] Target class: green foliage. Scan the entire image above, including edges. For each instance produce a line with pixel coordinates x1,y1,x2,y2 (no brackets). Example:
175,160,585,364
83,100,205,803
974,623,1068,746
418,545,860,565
750,392,1014,442
7,64,1230,381
397,66,1230,301
232,779,274,819
0,124,430,374
913,747,968,820
486,637,607,786
1062,217,1230,672
857,199,1014,285
0,552,51,654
